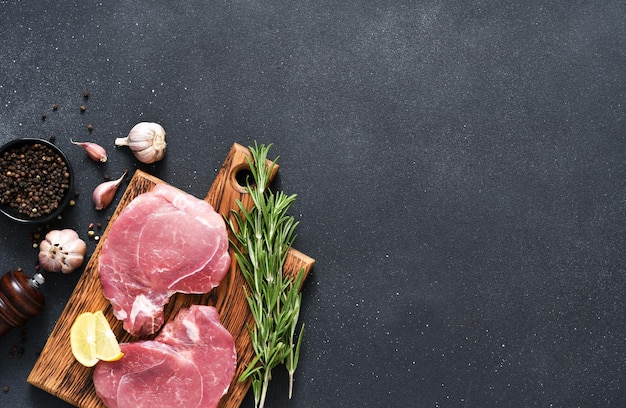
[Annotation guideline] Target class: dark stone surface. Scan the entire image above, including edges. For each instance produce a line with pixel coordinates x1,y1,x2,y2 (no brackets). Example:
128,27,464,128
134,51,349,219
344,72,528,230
0,1,625,407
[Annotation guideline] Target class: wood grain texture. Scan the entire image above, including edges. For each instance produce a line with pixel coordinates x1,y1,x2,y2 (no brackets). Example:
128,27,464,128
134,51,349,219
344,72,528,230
27,143,315,408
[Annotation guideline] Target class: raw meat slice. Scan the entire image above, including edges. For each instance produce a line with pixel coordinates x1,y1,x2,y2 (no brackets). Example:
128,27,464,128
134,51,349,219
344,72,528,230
99,184,230,336
93,305,237,408
94,342,203,408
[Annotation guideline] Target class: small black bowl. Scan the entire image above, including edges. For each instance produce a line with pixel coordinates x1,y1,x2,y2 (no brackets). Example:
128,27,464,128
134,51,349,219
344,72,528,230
0,138,74,224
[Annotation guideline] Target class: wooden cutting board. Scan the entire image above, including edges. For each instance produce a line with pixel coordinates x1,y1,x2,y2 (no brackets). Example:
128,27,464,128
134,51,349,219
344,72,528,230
27,143,315,407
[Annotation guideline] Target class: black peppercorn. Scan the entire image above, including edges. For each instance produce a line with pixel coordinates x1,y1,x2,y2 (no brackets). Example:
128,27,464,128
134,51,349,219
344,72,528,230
0,143,70,218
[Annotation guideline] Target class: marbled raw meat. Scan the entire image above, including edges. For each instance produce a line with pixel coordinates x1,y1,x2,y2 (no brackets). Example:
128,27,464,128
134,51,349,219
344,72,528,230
93,305,236,408
99,183,230,336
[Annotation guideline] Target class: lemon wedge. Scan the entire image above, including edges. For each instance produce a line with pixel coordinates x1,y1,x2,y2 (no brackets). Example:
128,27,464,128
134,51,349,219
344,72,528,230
70,312,98,367
93,311,124,362
70,311,123,367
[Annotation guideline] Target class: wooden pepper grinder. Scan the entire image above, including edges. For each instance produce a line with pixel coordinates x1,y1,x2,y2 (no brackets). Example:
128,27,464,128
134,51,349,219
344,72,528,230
0,268,45,338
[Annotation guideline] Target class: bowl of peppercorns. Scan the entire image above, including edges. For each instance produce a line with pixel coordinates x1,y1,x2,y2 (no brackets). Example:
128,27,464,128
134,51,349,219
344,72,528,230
0,138,74,224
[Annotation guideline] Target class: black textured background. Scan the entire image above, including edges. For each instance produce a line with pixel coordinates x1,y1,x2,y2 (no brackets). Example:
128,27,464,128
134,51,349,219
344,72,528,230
1,1,625,407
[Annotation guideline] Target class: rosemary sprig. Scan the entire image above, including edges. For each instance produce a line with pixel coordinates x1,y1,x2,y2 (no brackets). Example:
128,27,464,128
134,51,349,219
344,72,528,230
229,142,305,408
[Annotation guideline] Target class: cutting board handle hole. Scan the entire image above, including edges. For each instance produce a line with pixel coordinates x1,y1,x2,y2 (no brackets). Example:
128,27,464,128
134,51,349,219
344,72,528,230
232,164,254,193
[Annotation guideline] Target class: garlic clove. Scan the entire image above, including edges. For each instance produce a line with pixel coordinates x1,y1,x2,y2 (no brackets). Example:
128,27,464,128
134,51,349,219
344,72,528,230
61,236,89,253
93,170,128,210
38,229,87,274
71,140,107,162
62,253,86,273
115,122,166,164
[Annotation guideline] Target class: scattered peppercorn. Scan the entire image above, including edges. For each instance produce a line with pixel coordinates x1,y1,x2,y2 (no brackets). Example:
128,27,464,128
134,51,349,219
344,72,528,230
0,142,71,218
48,134,56,143
80,105,86,113
83,90,89,99
29,226,49,245
41,113,46,121
87,124,93,131
8,345,25,358
3,385,8,393
52,103,58,111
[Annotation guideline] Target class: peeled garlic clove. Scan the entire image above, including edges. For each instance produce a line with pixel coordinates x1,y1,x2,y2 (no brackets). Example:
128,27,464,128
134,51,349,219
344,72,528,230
93,170,127,210
71,140,107,162
115,122,166,164
38,229,87,274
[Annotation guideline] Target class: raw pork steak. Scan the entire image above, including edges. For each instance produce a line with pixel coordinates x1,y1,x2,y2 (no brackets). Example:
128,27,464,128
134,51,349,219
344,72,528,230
99,183,230,336
93,305,236,408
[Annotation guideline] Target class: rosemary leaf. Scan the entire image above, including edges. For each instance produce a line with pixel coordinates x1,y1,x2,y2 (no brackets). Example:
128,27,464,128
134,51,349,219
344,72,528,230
229,142,305,408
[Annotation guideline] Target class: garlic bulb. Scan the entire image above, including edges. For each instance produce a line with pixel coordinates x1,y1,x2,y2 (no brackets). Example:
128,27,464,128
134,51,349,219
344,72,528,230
115,122,166,164
38,229,87,274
